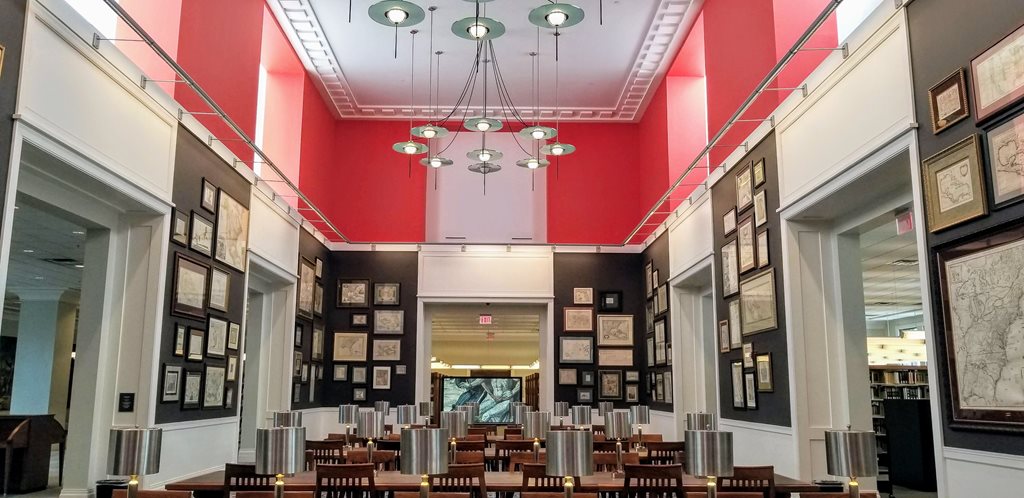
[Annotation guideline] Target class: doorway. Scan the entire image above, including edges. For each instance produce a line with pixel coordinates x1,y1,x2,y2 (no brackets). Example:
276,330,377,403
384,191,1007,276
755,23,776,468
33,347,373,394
670,258,718,438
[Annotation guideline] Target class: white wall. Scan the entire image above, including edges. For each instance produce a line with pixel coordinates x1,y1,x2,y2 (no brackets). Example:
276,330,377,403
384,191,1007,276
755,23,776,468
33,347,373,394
248,185,301,274
668,194,714,279
719,419,798,477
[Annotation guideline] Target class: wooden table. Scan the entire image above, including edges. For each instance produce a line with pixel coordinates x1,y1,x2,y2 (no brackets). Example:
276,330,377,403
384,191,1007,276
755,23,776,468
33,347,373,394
166,470,839,498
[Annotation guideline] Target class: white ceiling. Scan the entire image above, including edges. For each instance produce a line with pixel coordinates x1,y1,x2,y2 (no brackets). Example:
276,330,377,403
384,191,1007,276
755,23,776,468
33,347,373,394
430,306,540,365
859,216,921,323
5,199,86,294
268,0,697,121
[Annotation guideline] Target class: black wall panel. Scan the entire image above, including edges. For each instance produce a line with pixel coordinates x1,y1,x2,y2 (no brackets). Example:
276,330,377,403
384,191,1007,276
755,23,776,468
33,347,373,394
642,234,674,412
291,229,332,409
0,0,27,232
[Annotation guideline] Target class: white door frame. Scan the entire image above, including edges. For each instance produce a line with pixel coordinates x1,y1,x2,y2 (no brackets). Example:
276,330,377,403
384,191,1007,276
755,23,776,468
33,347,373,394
669,255,717,438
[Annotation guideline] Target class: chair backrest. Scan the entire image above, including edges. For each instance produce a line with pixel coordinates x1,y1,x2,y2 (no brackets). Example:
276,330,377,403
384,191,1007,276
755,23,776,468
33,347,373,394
521,463,575,492
522,494,597,498
504,427,523,437
593,440,622,453
623,464,684,498
325,433,347,440
396,493,471,498
629,433,663,443
550,425,575,431
431,463,488,498
509,452,547,473
645,441,686,465
592,452,640,472
469,425,497,435
454,451,485,464
346,449,398,470
113,491,192,498
223,463,274,498
461,434,486,442
591,425,605,435
314,464,376,498
306,440,346,470
678,494,767,498
720,466,775,498
375,439,403,453
235,493,314,498
495,440,537,471
453,440,486,452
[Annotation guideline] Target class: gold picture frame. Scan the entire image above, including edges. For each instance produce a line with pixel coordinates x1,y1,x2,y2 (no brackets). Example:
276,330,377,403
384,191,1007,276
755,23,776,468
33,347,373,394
0,45,5,80
921,135,987,232
928,68,969,134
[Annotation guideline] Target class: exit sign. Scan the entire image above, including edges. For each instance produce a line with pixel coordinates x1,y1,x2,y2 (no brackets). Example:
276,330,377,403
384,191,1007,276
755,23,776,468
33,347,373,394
896,209,914,235
479,314,492,325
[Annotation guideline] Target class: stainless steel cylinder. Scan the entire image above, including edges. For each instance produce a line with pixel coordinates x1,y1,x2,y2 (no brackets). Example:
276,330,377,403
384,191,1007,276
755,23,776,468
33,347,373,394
554,402,570,418
440,411,468,438
397,405,418,426
604,410,631,440
597,402,614,418
546,430,594,477
255,426,305,475
825,430,878,479
272,411,302,428
457,402,480,423
374,401,391,413
629,406,650,425
419,401,434,417
685,412,717,431
571,406,592,426
523,411,551,439
108,428,162,476
339,404,360,425
357,410,385,438
684,430,734,478
512,404,531,425
400,428,450,475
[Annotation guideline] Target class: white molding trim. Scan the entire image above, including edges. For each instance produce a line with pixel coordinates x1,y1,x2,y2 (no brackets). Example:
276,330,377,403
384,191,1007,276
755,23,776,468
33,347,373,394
943,446,1024,471
266,0,697,122
719,418,795,436
147,465,227,489
155,416,240,432
58,488,90,498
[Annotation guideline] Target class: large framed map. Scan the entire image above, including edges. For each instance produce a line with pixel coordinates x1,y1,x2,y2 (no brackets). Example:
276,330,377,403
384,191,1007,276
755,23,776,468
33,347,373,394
938,225,1024,429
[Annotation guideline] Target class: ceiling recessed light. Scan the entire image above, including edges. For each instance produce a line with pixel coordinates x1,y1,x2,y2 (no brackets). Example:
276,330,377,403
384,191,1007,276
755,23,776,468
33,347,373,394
74,264,84,268
33,276,44,280
72,230,85,235
22,249,34,254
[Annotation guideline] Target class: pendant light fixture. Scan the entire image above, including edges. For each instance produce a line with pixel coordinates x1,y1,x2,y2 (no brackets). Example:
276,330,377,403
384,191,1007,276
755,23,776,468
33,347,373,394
393,30,427,161
369,1,426,58
416,6,452,174
528,3,584,61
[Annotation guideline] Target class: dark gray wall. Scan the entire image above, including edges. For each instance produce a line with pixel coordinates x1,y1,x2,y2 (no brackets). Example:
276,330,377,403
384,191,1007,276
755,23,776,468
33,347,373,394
908,0,1024,454
641,234,673,412
0,0,27,233
710,132,790,426
292,229,331,410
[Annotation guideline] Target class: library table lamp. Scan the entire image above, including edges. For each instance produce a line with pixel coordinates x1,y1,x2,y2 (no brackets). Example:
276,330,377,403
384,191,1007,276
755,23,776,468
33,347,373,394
401,427,450,498
825,428,877,498
685,430,733,498
440,410,468,459
357,410,386,471
628,406,651,453
419,401,434,425
272,411,302,428
339,404,359,448
523,411,551,462
458,403,480,424
255,426,305,498
685,412,717,431
604,410,631,478
554,401,570,426
108,427,162,498
512,404,531,426
546,430,594,498
571,405,591,430
398,405,418,429
597,401,614,419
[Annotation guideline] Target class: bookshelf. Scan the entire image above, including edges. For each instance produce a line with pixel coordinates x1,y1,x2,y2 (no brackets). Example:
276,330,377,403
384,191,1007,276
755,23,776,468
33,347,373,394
869,365,929,491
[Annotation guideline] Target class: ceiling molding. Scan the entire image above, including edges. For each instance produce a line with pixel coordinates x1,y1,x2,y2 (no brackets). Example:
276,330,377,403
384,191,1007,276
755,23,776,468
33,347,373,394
267,0,697,122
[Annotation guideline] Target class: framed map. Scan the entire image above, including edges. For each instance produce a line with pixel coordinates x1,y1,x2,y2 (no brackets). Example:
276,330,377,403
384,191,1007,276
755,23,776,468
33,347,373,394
922,135,987,232
560,337,593,364
985,111,1024,207
564,308,594,332
596,315,633,346
721,240,739,297
971,22,1024,122
740,270,777,335
938,224,1024,428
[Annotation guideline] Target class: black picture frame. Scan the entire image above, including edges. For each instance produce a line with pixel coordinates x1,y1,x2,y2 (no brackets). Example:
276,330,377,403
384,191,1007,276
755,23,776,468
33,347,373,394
172,253,208,319
171,210,189,247
200,178,218,213
598,290,623,312
181,370,202,410
928,67,970,134
337,278,370,308
984,108,1024,209
580,370,595,386
374,282,401,306
350,313,369,327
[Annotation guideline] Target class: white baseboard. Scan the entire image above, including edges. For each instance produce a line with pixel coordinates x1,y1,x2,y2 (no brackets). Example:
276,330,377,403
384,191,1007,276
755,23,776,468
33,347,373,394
59,488,92,498
944,446,1024,470
719,418,794,435
148,465,225,489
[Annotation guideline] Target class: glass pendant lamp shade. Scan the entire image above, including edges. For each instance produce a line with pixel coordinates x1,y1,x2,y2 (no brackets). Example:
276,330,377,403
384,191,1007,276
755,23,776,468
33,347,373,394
369,1,425,27
529,3,586,29
465,117,503,133
541,142,576,156
516,158,550,170
452,17,506,41
468,149,503,162
420,157,454,168
469,163,502,175
412,124,449,139
394,141,428,155
519,126,557,140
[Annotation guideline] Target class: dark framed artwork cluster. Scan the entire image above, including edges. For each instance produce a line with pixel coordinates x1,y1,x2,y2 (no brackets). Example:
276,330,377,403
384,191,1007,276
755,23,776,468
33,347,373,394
332,277,405,399
293,245,327,406
558,285,638,404
642,235,673,408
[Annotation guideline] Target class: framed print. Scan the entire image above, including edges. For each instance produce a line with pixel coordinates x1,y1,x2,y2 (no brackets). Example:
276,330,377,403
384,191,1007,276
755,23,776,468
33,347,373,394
573,287,594,305
372,339,402,361
599,291,623,312
738,217,756,273
226,387,234,409
741,270,778,335
314,283,324,317
374,283,401,306
656,284,668,314
293,352,302,377
723,208,736,235
598,348,633,367
652,269,660,286
580,370,595,386
173,254,208,318
396,365,406,375
756,353,774,392
338,279,370,308
646,337,655,367
351,313,369,327
311,325,324,361
729,300,742,349
577,388,593,403
597,315,633,346
971,23,1024,122
645,301,654,332
559,368,578,385
353,388,367,401
206,316,228,358
564,308,594,332
171,210,189,246
174,324,187,357
742,342,754,368
655,373,664,402
744,372,758,409
922,135,987,232
721,240,740,297
753,158,766,187
297,258,315,319
333,364,348,381
202,365,226,409
731,361,745,409
161,365,181,403
654,319,666,365
626,384,639,403
718,320,731,353
625,370,640,382
929,68,970,133
664,372,673,404
315,257,324,279
753,191,768,227
645,261,654,298
736,164,753,211
598,370,623,400
187,328,205,362
301,363,309,383
0,45,4,78
986,111,1024,207
189,212,214,257
937,224,1024,429
214,190,249,272
294,324,303,348
332,333,368,361
757,230,770,268
292,384,301,403
227,355,238,382
182,370,202,409
201,178,218,213
352,366,367,384
374,310,405,334
652,293,660,317
208,266,230,313
560,337,594,364
228,322,240,350
372,366,391,389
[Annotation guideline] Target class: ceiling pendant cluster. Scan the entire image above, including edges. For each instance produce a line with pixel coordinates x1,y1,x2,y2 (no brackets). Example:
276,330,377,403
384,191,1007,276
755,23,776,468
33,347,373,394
368,0,585,190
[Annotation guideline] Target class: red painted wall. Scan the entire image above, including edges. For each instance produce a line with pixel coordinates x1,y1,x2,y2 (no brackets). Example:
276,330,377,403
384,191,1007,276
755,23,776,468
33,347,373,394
259,6,305,190
773,0,838,89
117,0,182,96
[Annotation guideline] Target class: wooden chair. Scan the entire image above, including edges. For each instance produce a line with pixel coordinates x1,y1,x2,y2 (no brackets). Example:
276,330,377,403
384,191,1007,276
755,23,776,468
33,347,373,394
470,425,497,434
396,494,470,498
453,440,486,452
306,440,346,470
591,425,605,436
495,440,536,471
680,494,765,498
550,425,575,431
234,493,314,498
461,434,486,442
113,491,192,498
431,463,488,498
314,464,376,498
504,427,523,438
509,451,546,472
346,449,398,470
326,433,347,441
223,463,274,498
623,464,685,498
594,440,623,453
376,439,403,453
719,465,775,498
629,434,663,444
521,463,576,492
522,493,597,498
593,452,639,472
645,441,686,465
593,433,606,442
454,451,485,464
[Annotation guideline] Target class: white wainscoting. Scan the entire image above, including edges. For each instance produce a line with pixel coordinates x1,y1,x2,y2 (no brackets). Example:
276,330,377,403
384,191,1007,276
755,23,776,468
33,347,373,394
148,418,240,488
418,249,554,299
649,410,678,441
667,193,713,281
943,447,1024,498
719,418,797,477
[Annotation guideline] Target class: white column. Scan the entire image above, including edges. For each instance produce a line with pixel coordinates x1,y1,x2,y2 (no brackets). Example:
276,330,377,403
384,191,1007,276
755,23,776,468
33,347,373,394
9,289,79,425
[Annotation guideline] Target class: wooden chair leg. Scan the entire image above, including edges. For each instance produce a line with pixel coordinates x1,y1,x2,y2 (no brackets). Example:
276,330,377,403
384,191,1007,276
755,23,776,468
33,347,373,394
59,441,67,486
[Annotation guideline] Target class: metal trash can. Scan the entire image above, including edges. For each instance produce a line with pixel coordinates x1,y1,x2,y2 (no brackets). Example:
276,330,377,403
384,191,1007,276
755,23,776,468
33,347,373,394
95,479,128,498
